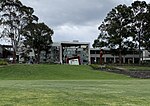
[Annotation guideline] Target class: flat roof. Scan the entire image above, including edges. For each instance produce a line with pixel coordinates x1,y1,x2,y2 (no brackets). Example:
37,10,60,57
52,41,90,46
90,47,110,51
61,41,90,45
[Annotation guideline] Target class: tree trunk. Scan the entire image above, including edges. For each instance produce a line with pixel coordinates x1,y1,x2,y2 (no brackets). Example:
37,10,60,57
119,48,122,65
37,49,40,64
45,50,49,63
13,49,16,64
12,43,16,64
138,30,141,65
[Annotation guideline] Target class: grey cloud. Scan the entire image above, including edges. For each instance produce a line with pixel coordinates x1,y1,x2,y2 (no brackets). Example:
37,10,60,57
2,0,150,46
20,0,135,46
53,24,99,43
21,0,129,27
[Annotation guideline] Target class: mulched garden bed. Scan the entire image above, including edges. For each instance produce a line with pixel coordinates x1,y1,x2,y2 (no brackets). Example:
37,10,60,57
91,65,150,79
103,68,150,79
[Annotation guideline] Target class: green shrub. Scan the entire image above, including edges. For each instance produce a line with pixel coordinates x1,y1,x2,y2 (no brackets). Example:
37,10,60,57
105,65,117,70
0,59,8,65
90,64,99,69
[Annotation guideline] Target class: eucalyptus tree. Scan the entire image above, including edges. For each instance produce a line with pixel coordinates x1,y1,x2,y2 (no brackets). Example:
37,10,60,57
23,23,54,63
0,0,38,63
92,33,107,48
130,1,148,64
94,4,133,64
142,4,150,52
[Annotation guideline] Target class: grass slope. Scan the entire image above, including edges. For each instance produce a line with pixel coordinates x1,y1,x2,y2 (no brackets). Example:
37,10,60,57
0,64,131,80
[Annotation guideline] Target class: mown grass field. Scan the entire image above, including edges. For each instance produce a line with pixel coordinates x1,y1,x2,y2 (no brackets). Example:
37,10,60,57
1,80,150,106
0,64,150,106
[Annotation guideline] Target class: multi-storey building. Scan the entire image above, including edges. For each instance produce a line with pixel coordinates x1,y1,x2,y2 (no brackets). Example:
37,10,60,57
0,41,150,64
90,48,140,64
49,41,90,65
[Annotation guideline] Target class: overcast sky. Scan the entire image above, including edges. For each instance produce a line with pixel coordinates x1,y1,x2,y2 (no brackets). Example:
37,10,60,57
1,0,150,46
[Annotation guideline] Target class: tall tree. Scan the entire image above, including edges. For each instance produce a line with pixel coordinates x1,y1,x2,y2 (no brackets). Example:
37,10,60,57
0,0,38,63
94,4,133,64
142,4,150,51
23,23,54,63
130,1,148,64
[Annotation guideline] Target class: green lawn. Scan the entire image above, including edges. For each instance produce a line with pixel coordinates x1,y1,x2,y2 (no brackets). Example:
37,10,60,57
0,80,150,106
0,64,150,106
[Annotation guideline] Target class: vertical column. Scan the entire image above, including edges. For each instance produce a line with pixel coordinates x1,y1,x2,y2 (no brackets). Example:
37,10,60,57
133,57,135,64
95,50,96,64
60,43,62,64
132,50,135,64
114,56,116,63
88,43,91,65
123,56,125,64
104,57,106,63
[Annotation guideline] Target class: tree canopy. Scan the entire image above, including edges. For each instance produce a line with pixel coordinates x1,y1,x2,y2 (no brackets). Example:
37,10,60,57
0,0,38,63
23,23,54,63
0,0,53,64
93,1,150,64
